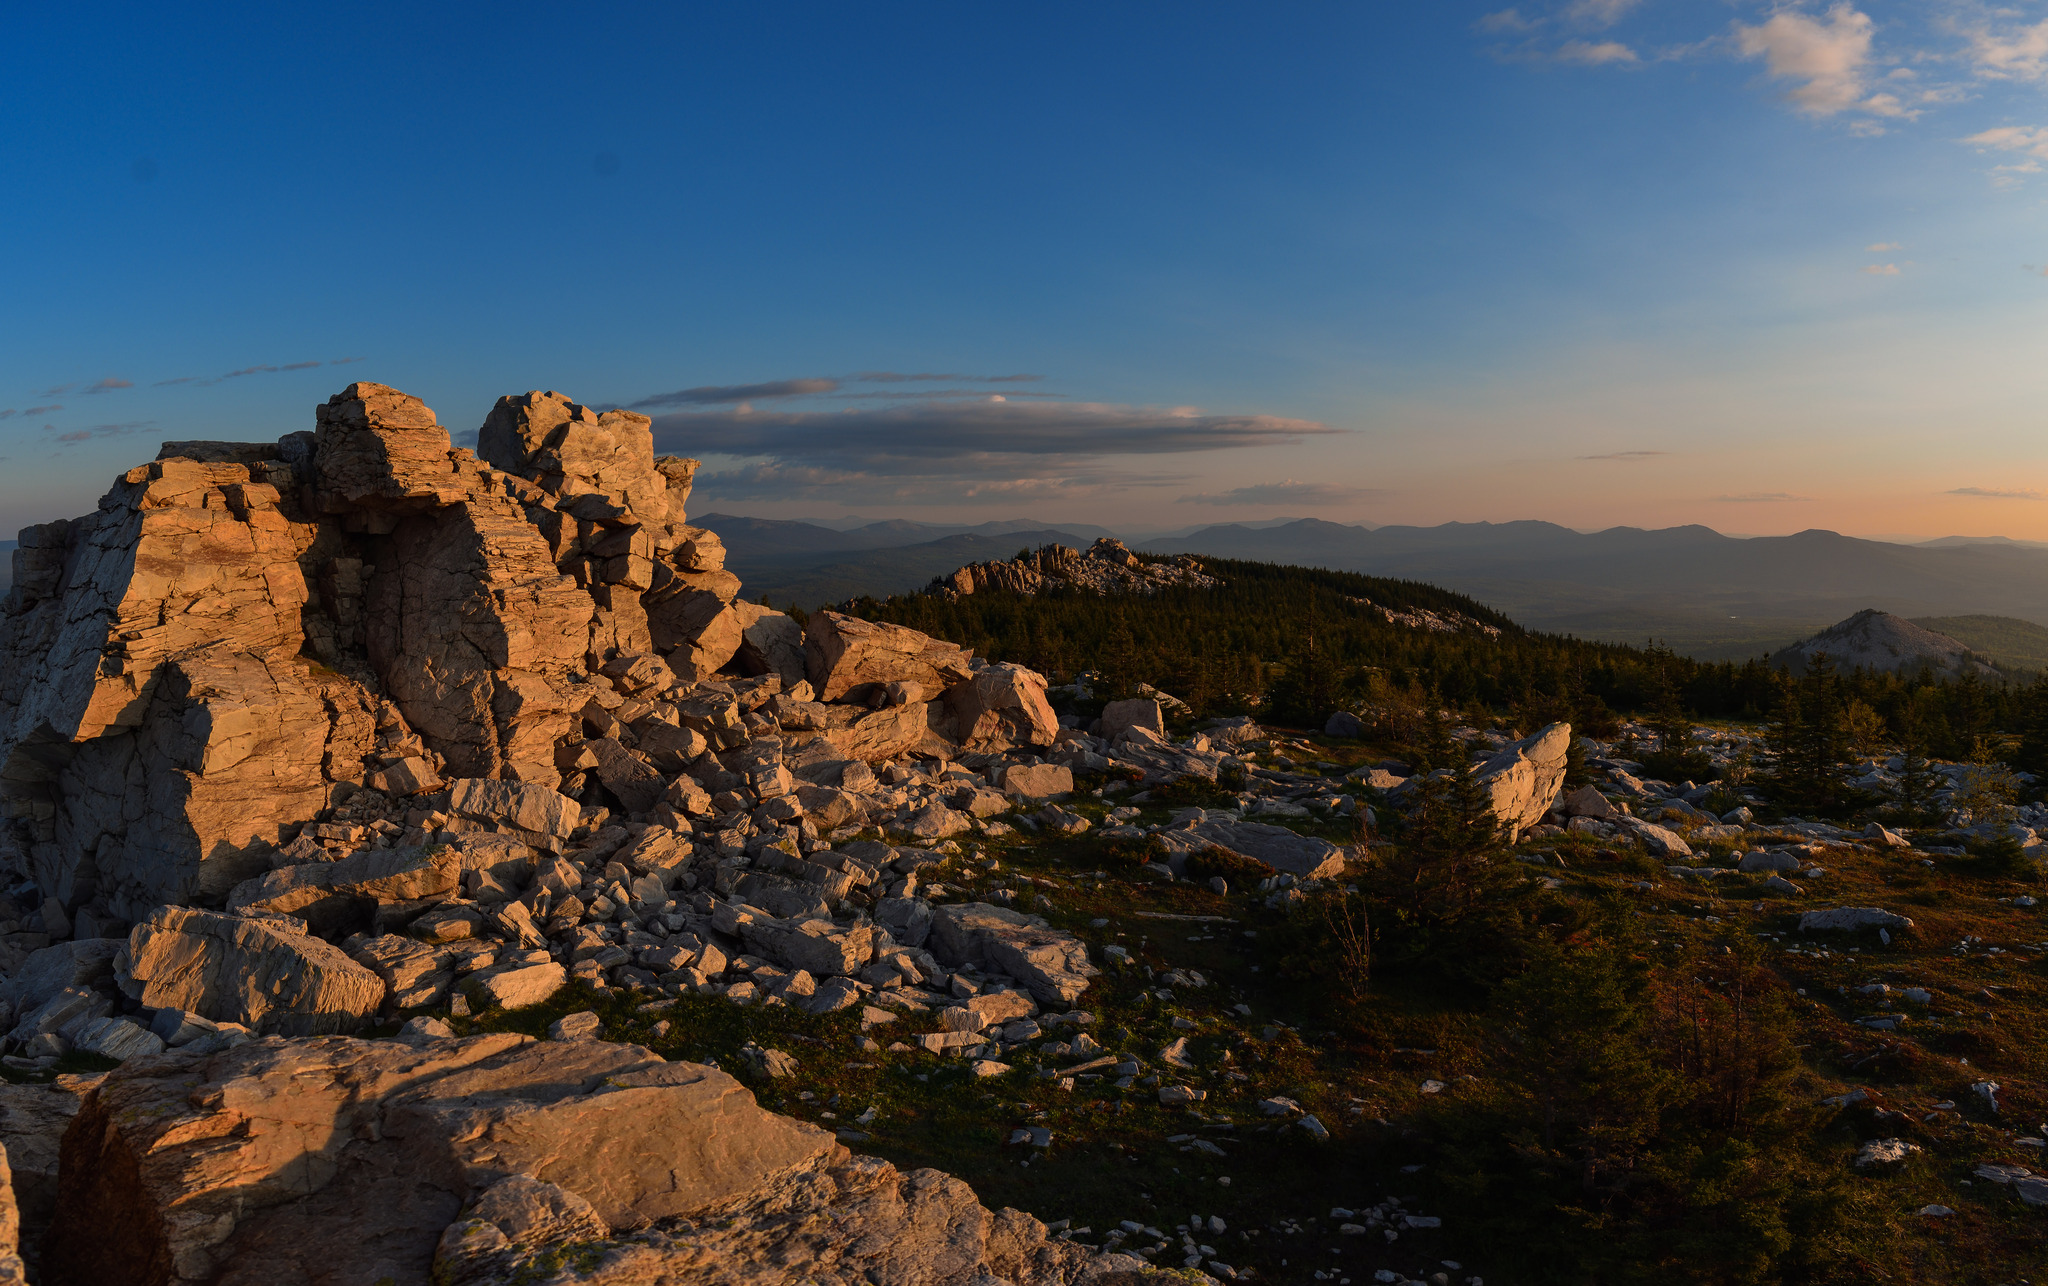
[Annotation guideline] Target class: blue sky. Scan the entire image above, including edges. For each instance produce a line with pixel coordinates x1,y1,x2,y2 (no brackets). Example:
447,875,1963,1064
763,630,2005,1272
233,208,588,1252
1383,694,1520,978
4,1,2047,538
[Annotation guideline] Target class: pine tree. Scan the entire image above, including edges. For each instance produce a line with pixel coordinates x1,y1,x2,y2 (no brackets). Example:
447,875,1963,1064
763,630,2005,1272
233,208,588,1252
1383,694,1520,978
1765,654,1855,815
1890,716,1944,827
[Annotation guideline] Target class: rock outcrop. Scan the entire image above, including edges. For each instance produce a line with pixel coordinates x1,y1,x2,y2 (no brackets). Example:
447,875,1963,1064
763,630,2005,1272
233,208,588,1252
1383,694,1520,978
933,537,1220,600
43,1033,1145,1286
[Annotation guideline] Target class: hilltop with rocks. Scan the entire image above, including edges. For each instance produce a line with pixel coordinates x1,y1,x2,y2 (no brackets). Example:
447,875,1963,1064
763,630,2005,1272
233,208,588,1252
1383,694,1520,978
1769,609,2001,679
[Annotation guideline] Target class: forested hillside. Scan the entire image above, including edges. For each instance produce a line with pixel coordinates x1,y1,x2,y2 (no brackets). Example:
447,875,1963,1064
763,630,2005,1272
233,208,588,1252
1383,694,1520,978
842,557,2036,760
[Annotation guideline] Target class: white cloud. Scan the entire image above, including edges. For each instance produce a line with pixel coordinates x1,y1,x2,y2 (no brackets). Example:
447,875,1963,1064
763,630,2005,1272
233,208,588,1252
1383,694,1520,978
1865,241,1901,252
1861,263,1900,275
1734,5,1909,121
1965,124,2048,159
1564,0,1641,27
1476,8,1535,34
1558,39,1640,65
1963,125,2048,185
1966,15,2048,83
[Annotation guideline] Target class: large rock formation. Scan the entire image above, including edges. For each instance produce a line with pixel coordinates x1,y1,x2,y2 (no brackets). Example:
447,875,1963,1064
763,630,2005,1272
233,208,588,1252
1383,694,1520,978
43,1033,1146,1286
0,384,738,927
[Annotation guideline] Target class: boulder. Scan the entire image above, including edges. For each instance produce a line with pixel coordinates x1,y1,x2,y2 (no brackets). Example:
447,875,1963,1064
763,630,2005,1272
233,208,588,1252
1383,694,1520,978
1100,698,1164,742
466,962,567,1010
1624,818,1693,859
893,804,973,841
1560,785,1616,820
874,897,934,949
476,390,672,525
313,381,466,512
1473,722,1571,840
1323,710,1364,739
3,939,123,1020
943,663,1059,750
43,1035,845,1286
928,904,1097,1007
1739,851,1800,873
584,737,666,815
1001,763,1074,800
347,935,467,1009
1800,907,1915,934
447,778,581,842
732,602,808,691
121,906,384,1036
804,612,975,704
227,845,461,936
65,1016,164,1061
819,702,933,763
615,826,694,877
739,917,875,978
1169,820,1346,880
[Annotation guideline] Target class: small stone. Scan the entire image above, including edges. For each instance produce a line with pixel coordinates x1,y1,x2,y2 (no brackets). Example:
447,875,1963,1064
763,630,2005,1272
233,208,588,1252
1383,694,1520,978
547,1011,602,1041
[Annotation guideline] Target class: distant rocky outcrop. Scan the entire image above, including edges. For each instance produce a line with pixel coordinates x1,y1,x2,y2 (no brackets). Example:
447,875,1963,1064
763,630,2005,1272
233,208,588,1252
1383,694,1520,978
1343,595,1501,639
1770,609,1999,679
931,538,1220,600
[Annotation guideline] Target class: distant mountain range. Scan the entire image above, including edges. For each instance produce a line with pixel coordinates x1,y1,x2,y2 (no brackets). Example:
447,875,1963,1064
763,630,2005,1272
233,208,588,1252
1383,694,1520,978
1134,519,2048,660
690,513,2048,662
693,515,1105,608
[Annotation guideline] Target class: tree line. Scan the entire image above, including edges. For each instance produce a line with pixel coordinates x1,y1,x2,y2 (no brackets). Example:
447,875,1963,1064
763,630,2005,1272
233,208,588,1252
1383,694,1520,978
840,557,2037,763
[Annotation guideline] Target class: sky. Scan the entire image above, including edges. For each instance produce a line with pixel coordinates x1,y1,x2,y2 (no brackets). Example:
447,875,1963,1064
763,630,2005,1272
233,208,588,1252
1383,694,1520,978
4,1,2047,540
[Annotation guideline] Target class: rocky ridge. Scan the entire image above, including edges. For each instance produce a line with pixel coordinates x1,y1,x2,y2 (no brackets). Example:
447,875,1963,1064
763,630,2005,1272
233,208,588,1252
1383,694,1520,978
931,539,1221,600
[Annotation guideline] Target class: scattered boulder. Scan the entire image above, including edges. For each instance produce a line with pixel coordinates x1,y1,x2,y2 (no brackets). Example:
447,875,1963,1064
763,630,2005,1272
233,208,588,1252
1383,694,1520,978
447,778,581,844
943,663,1059,750
1100,698,1164,742
1002,763,1074,799
1323,711,1364,739
1162,821,1346,880
929,903,1096,1007
740,917,875,978
121,906,384,1036
466,962,567,1011
1560,785,1616,820
731,602,809,692
804,612,975,704
227,845,461,937
1800,907,1915,934
1473,722,1571,840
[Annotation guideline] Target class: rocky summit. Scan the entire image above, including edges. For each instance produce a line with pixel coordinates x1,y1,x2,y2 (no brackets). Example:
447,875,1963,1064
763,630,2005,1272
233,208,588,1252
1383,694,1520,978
0,382,1170,1285
1769,608,2000,679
